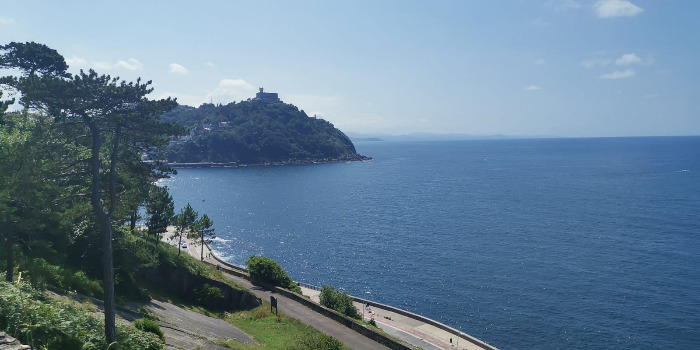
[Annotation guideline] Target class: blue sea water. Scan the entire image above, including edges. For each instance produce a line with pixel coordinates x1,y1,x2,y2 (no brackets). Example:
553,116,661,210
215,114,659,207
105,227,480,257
160,137,700,350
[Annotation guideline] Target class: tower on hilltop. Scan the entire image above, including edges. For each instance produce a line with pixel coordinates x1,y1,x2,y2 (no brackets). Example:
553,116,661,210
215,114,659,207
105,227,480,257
254,87,281,103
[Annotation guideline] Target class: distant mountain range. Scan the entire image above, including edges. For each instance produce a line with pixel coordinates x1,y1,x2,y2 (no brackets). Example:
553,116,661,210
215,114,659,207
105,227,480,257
345,132,557,142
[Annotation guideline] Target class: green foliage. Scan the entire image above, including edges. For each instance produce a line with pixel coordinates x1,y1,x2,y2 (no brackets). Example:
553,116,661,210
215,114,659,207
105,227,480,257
192,213,215,261
245,256,301,294
192,283,225,310
113,232,159,302
116,322,165,350
134,318,165,342
0,41,68,77
161,101,363,164
293,332,345,350
225,303,350,350
0,280,163,350
137,306,158,321
2,40,182,342
319,286,360,320
173,203,198,256
146,185,175,240
23,257,103,297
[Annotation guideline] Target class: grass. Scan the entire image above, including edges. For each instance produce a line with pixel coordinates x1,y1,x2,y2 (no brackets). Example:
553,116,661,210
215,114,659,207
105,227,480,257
0,280,164,350
150,235,252,294
2,232,347,349
224,300,349,350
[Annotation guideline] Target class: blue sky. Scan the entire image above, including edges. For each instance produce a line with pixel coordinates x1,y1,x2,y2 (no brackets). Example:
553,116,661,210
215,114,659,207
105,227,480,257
1,0,698,137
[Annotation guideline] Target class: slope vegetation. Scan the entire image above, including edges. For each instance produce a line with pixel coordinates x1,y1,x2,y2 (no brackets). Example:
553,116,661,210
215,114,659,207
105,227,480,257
162,101,370,165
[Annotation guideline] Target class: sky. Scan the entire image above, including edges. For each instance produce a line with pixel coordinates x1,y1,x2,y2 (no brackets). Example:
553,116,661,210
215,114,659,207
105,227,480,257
1,0,698,137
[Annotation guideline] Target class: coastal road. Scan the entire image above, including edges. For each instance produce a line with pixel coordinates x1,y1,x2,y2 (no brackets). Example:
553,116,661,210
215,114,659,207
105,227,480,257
225,274,391,350
168,233,391,350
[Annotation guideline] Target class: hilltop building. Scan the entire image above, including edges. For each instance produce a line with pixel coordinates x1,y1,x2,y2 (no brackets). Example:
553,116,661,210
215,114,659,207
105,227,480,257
254,87,280,103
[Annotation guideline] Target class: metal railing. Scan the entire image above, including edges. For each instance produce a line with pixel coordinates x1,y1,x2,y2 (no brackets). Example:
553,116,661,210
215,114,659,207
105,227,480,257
297,282,322,291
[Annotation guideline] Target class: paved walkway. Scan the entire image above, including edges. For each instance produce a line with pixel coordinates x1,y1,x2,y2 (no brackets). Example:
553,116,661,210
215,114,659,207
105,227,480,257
163,231,390,349
302,286,493,350
165,230,497,350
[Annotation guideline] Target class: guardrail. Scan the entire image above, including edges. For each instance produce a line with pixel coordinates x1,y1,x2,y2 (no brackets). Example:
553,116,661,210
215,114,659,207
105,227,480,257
297,282,322,291
204,243,496,350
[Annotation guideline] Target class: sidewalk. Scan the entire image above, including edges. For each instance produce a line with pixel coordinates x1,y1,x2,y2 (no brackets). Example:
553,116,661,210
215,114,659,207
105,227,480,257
165,229,497,350
299,286,493,350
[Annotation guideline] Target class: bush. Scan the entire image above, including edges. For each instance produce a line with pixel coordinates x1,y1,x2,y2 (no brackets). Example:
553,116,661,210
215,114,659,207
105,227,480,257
66,270,103,297
192,283,225,310
294,332,345,350
134,318,165,341
0,280,163,350
245,255,301,293
319,285,360,320
22,258,102,298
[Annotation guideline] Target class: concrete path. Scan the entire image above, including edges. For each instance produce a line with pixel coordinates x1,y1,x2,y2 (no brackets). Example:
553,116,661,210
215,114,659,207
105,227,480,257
163,231,391,349
302,286,490,350
145,299,254,350
166,230,497,350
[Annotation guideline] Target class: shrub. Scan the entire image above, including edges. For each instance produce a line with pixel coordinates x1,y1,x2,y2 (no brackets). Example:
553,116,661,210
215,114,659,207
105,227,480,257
192,283,225,310
134,318,165,342
0,280,163,350
138,306,158,320
245,255,301,293
66,270,103,297
294,332,345,350
22,257,102,298
319,285,360,320
117,322,165,350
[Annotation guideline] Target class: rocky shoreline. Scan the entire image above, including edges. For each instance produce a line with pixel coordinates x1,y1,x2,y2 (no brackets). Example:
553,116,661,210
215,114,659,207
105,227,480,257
167,154,372,168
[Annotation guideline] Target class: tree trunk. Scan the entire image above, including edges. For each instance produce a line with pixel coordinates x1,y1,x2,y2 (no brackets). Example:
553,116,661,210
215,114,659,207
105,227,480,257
129,211,137,234
200,231,204,261
100,219,116,345
177,230,182,256
87,122,116,344
4,236,13,282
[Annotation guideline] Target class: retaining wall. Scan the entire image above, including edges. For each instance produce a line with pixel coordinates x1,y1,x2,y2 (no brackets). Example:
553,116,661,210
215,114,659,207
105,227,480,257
206,246,495,350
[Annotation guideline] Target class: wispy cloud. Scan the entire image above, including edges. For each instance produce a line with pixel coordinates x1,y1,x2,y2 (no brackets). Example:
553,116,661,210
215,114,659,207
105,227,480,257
205,62,217,68
525,85,543,91
65,55,89,69
65,55,144,71
582,58,612,68
0,17,15,25
594,0,644,18
534,59,547,65
546,0,581,12
169,63,189,74
206,79,257,103
92,62,113,70
615,53,642,65
116,58,143,71
600,69,636,79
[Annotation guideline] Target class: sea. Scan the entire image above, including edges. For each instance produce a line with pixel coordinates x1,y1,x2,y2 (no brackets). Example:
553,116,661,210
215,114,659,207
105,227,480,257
159,137,700,350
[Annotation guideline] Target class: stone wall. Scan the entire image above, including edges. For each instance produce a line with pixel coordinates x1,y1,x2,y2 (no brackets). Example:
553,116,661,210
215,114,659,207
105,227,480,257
209,255,416,350
0,332,30,350
138,263,260,311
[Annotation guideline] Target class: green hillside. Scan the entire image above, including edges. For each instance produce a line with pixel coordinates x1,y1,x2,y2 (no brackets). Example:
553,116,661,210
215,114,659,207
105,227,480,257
161,101,370,165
